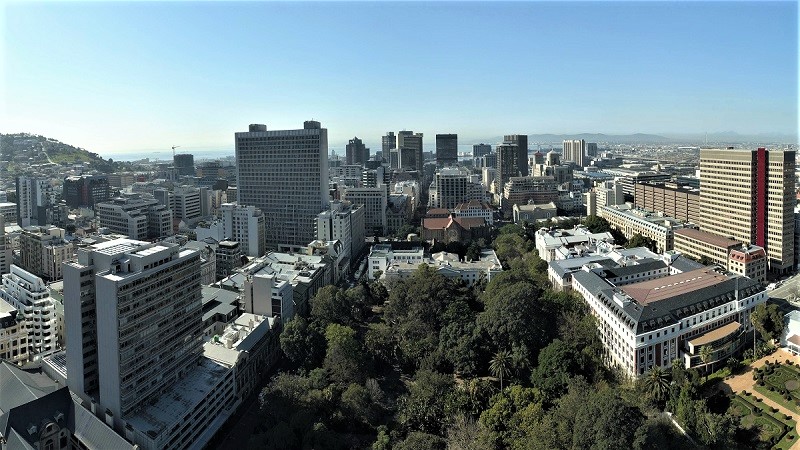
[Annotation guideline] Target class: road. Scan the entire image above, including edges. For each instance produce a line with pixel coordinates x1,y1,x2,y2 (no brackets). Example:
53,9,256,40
767,272,800,314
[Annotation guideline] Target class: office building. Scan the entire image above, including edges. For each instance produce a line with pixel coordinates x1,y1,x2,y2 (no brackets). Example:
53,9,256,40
173,185,202,222
216,240,242,279
562,139,586,167
595,180,626,208
699,148,796,274
235,122,329,249
531,151,574,183
599,169,671,200
368,245,425,279
220,203,266,257
495,135,529,195
586,142,598,157
345,137,369,166
599,204,684,253
95,194,173,240
634,182,701,224
436,133,458,165
63,175,111,209
397,130,424,173
573,265,766,377
317,200,366,265
16,176,54,227
501,176,559,212
18,226,73,281
673,228,767,284
173,153,195,176
473,143,492,159
343,186,388,236
428,168,485,209
382,131,396,165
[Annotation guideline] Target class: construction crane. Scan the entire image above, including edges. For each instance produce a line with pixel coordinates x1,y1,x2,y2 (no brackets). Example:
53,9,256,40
171,145,181,158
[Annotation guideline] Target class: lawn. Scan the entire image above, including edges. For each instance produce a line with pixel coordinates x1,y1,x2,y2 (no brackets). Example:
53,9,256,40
731,393,797,449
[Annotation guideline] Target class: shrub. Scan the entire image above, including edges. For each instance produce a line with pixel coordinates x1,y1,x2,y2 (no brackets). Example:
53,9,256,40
759,380,766,386
787,359,791,365
774,407,780,413
790,361,795,365
756,398,763,402
770,386,776,391
790,435,796,440
785,414,792,420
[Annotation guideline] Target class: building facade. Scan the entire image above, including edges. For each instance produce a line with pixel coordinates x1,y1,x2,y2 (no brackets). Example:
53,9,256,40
494,135,529,195
346,136,369,166
95,194,173,240
0,265,59,360
235,122,329,248
220,202,267,257
63,175,111,209
634,182,701,224
435,133,458,165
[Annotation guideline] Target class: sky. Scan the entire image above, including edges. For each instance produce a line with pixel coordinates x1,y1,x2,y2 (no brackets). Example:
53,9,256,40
1,1,798,156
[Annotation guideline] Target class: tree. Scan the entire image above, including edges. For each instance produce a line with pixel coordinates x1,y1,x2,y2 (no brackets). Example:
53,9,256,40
625,233,658,252
571,388,645,450
465,241,482,262
394,432,446,450
751,302,785,342
633,416,692,450
489,350,513,390
311,285,356,326
583,215,611,233
699,345,713,380
398,369,455,434
394,224,419,240
530,339,586,404
445,415,483,450
323,324,368,385
280,316,325,369
643,366,671,403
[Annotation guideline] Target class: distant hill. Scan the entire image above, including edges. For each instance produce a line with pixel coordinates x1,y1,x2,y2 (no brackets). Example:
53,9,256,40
476,133,674,145
0,133,118,173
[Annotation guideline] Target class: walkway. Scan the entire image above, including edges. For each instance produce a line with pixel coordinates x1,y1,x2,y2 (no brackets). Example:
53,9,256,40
718,348,800,450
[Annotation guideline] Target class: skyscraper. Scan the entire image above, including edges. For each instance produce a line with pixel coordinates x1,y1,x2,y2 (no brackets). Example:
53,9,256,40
64,239,203,421
562,139,586,167
346,136,369,166
436,134,458,165
173,153,196,176
473,143,492,158
397,130,424,173
699,147,796,274
494,135,528,194
235,121,329,249
382,132,396,165
16,176,54,227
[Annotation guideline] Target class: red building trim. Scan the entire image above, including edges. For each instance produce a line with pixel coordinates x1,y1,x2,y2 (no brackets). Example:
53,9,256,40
755,148,767,248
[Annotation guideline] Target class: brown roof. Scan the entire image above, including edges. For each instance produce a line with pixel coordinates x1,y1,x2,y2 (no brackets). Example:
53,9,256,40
621,267,730,305
425,208,450,216
422,216,486,231
454,200,491,211
423,217,455,230
688,321,741,348
674,228,741,250
788,335,800,346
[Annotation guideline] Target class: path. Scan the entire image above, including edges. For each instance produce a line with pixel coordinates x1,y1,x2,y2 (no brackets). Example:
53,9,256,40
719,348,800,450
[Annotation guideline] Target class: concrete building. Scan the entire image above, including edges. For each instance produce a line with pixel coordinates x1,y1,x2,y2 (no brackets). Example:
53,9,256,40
382,132,396,165
241,272,295,325
572,265,766,377
595,180,625,208
0,301,27,364
513,202,558,224
173,153,195,176
18,226,73,281
173,185,202,222
220,203,266,257
699,148,796,275
453,200,494,225
216,240,242,279
317,200,366,265
346,136,369,166
368,244,425,279
381,249,503,286
436,134,458,165
534,226,616,262
673,228,741,267
0,265,60,360
634,182,701,224
728,244,768,284
495,135,529,196
184,240,218,285
396,130,424,173
343,186,388,236
1,216,14,275
562,139,586,167
598,169,671,199
16,176,55,227
95,194,173,240
501,176,559,212
235,122,329,249
428,168,485,209
63,175,110,209
600,204,684,253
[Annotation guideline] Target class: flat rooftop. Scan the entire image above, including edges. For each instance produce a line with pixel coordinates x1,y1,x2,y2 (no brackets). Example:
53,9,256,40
621,267,729,305
688,321,741,348
674,228,741,249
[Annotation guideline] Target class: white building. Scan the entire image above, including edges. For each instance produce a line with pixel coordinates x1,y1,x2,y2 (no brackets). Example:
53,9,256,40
600,204,684,253
241,273,294,325
535,226,616,262
173,185,202,222
343,186,388,236
381,249,502,286
95,194,173,240
453,200,494,225
428,168,485,209
367,244,424,279
316,200,366,266
235,121,329,248
0,265,60,360
220,202,267,257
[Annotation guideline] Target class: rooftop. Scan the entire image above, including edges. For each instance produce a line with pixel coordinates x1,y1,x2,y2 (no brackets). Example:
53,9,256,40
674,228,741,249
688,321,741,348
621,267,729,304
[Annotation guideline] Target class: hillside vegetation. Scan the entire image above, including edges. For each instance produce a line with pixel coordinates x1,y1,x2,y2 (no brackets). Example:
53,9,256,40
0,133,118,173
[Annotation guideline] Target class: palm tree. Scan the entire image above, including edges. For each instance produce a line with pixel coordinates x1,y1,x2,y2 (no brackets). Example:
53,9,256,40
699,345,713,381
489,350,513,391
644,366,671,402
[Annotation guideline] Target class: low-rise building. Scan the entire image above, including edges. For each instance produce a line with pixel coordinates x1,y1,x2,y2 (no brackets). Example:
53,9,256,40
453,200,494,225
368,244,424,279
513,202,558,224
534,226,615,262
216,240,242,279
381,249,502,286
0,301,27,364
184,241,218,285
599,204,683,253
673,228,767,284
728,244,767,284
421,215,491,244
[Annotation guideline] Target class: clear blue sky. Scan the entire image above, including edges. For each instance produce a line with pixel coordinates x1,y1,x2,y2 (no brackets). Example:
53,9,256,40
2,1,797,155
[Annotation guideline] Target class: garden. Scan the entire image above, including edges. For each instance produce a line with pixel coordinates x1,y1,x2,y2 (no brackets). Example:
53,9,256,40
729,392,797,449
754,361,800,413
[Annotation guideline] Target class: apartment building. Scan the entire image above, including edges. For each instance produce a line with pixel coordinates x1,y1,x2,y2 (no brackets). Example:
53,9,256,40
95,194,173,240
0,297,28,363
0,265,60,360
317,200,366,264
220,202,266,257
18,226,73,281
501,176,559,212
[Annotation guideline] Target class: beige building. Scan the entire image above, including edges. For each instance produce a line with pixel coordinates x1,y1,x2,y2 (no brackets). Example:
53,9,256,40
673,228,741,267
599,204,683,253
728,245,767,284
699,148,795,275
634,182,700,224
19,226,73,282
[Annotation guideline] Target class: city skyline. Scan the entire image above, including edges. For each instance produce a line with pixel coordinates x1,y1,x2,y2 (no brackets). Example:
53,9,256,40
2,1,798,155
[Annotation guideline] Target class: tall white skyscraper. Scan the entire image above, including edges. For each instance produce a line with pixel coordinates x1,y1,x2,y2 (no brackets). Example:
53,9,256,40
235,122,329,249
562,139,586,167
63,239,203,423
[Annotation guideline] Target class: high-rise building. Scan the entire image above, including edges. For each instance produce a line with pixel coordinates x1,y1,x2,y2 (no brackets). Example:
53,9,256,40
16,176,54,227
494,135,528,195
63,239,203,422
397,131,424,173
343,187,388,236
173,185,202,222
346,137,369,166
428,168,485,209
316,200,366,264
18,226,73,281
235,122,329,249
173,153,196,176
699,148,796,274
63,175,111,209
220,202,266,257
586,142,598,157
436,134,458,165
473,143,492,159
0,265,60,360
382,132,396,155
562,139,586,167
